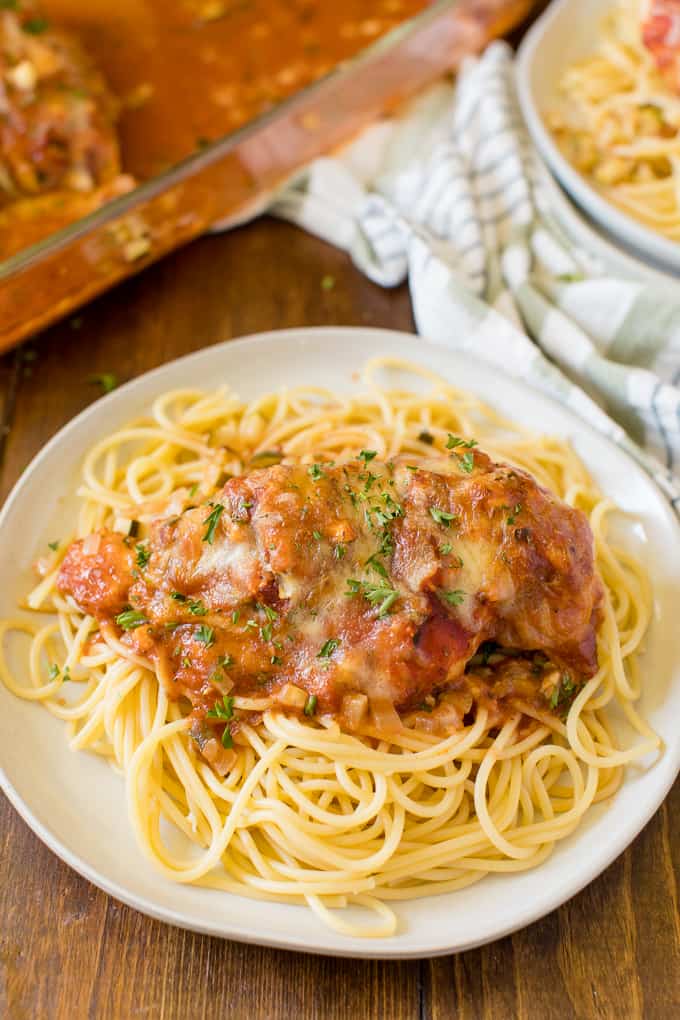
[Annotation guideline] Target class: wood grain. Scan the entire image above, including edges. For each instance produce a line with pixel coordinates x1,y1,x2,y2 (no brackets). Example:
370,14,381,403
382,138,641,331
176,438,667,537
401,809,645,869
1,219,680,1020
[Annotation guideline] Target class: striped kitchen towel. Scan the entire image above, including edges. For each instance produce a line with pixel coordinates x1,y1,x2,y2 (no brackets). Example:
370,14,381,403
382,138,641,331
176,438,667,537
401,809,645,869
269,41,680,513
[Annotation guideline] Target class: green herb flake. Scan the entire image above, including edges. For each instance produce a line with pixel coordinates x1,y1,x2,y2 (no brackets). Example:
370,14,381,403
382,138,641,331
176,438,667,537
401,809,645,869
363,582,398,617
333,544,345,560
218,654,234,668
89,372,118,394
231,610,240,624
312,530,323,541
188,482,199,499
135,544,150,570
256,602,279,622
203,503,224,544
188,599,207,616
418,430,434,445
170,591,188,603
506,503,523,525
304,694,318,716
47,539,60,552
207,695,235,720
48,663,60,681
459,452,475,474
439,543,453,555
260,622,273,643
221,727,234,749
358,450,377,463
429,507,457,527
439,589,465,607
195,624,215,648
308,464,324,481
115,609,147,630
446,434,477,450
318,638,340,659
23,16,50,34
321,274,335,291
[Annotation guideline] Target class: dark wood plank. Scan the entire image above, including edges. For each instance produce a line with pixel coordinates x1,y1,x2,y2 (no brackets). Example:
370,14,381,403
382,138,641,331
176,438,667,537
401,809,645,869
0,220,420,1020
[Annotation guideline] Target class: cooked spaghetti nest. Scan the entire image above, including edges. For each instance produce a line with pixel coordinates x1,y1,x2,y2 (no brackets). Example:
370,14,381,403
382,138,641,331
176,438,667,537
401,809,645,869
0,356,658,938
547,0,680,240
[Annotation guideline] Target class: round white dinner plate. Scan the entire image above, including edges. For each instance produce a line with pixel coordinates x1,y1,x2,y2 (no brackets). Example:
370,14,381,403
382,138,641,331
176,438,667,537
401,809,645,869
1,327,679,959
516,0,680,278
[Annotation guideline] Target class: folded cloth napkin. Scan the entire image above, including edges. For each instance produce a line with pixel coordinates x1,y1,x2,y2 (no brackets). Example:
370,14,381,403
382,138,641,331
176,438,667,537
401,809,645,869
245,41,680,512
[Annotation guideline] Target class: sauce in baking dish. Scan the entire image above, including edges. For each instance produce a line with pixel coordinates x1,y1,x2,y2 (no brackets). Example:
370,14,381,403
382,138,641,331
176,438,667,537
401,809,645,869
41,0,431,179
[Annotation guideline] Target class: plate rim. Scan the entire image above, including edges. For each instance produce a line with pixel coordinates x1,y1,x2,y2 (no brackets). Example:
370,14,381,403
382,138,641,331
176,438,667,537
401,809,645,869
516,0,680,277
2,324,680,960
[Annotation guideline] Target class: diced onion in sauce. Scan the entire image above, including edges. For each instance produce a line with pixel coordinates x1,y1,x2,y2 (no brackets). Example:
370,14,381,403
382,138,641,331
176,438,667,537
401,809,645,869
370,697,402,734
201,737,237,776
82,532,102,556
341,692,368,730
277,683,308,709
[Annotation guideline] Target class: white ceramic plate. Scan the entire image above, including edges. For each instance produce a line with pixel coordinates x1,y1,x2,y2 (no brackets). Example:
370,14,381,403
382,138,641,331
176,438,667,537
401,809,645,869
516,0,680,277
1,327,680,959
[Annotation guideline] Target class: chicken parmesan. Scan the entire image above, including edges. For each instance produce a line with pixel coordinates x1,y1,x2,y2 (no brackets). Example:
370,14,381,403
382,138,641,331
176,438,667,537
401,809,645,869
56,451,603,770
1,358,655,938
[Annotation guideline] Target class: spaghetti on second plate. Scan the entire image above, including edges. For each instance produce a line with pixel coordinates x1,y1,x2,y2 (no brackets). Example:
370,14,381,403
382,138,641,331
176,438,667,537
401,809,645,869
547,0,680,239
0,358,658,937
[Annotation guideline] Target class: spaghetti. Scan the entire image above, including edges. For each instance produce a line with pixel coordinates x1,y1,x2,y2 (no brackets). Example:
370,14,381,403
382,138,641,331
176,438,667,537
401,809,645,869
0,358,658,938
547,0,680,239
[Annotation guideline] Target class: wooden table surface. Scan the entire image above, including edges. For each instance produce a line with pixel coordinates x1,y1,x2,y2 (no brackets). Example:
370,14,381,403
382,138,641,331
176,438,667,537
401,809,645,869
2,218,680,1019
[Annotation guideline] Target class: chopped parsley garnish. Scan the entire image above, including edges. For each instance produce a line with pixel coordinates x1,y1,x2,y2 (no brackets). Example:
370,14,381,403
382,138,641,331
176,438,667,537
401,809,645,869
195,624,215,648
48,663,60,681
47,539,60,552
312,530,322,541
188,599,207,616
439,543,453,555
207,695,234,721
459,452,475,474
170,591,187,602
429,507,457,527
89,372,118,394
135,544,150,569
181,657,192,669
549,673,576,710
23,16,49,34
358,450,377,463
271,655,283,666
365,552,388,578
218,654,234,668
260,623,273,643
256,602,279,622
334,544,345,560
231,610,240,624
506,503,522,525
439,589,465,607
318,638,340,659
203,503,224,544
363,583,399,617
115,609,147,630
321,274,335,291
188,482,199,499
345,578,362,595
446,435,477,450
308,464,324,481
304,694,318,716
221,728,234,749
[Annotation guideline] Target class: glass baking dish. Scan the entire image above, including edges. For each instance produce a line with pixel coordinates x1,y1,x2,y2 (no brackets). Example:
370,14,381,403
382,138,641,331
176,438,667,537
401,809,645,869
0,0,535,350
